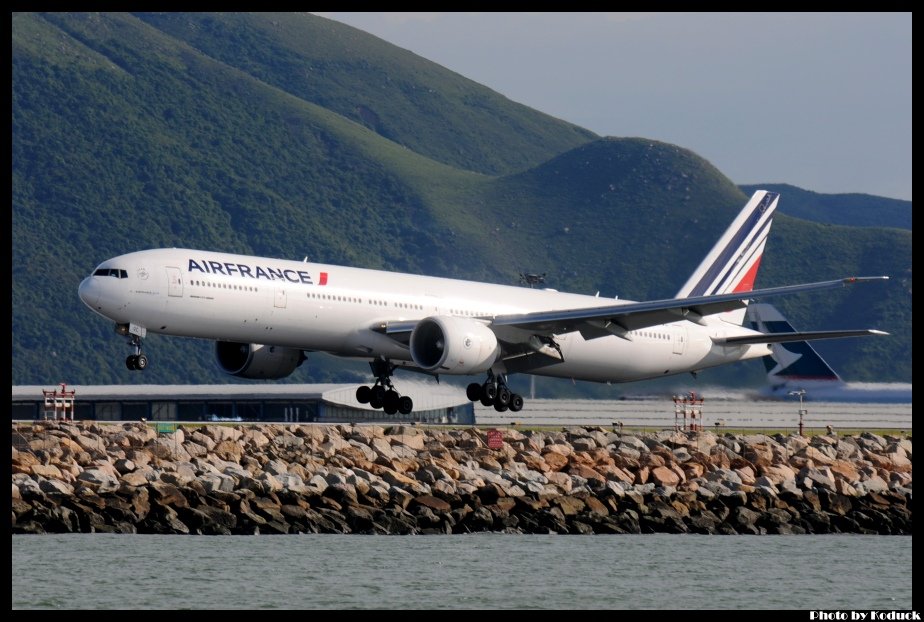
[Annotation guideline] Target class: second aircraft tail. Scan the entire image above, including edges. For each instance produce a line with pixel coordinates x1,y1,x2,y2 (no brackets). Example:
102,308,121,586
746,303,842,383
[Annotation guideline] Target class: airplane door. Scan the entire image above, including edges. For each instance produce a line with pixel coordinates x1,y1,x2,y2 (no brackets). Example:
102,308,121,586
166,267,183,297
673,327,686,355
274,287,287,309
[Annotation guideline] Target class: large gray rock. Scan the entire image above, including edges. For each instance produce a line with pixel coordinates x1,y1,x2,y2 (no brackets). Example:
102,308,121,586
189,431,216,451
243,429,270,450
307,474,329,494
671,447,693,463
370,437,397,460
571,438,597,452
38,477,74,496
619,436,649,452
797,466,836,491
198,473,236,493
857,476,890,494
616,445,641,461
346,440,376,463
701,481,734,497
835,438,861,460
76,468,120,493
149,438,192,463
276,473,307,492
705,468,742,485
160,464,196,487
761,464,796,485
264,459,289,476
201,425,243,443
182,441,209,459
716,437,741,454
857,432,887,452
113,458,136,474
390,444,419,460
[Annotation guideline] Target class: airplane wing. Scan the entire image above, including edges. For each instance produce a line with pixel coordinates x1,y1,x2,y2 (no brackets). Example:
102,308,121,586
488,276,889,339
373,276,888,345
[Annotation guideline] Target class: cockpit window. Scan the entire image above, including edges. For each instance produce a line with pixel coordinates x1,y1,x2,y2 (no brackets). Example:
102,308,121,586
93,268,128,278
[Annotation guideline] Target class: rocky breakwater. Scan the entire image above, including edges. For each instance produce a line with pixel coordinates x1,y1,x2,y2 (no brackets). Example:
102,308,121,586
11,422,912,535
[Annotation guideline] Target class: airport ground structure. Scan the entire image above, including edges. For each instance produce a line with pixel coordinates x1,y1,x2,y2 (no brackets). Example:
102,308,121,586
11,420,911,535
11,384,473,426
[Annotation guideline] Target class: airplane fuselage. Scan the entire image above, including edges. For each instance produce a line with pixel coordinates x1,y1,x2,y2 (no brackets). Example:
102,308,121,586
78,248,770,383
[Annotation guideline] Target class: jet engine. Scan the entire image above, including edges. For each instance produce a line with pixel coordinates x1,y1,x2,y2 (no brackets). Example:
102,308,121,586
410,316,500,374
215,341,305,379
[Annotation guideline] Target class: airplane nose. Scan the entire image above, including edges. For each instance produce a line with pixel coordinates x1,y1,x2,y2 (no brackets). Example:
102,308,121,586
78,277,99,308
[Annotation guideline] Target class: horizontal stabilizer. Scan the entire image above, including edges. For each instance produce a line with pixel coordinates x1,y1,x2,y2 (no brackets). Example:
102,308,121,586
713,329,888,346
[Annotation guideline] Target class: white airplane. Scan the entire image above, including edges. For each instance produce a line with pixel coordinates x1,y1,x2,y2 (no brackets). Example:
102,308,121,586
78,190,888,415
746,303,910,403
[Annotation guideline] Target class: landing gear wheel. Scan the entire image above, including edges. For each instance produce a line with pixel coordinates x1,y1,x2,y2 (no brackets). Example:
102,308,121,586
383,390,400,415
509,394,524,412
363,358,415,416
477,372,524,412
123,331,147,372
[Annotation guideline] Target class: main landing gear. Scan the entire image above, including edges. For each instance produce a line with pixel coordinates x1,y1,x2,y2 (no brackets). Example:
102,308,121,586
355,358,414,415
466,372,524,413
117,324,148,371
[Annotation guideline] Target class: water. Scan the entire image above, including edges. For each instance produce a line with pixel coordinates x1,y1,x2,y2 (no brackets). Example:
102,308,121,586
12,535,912,609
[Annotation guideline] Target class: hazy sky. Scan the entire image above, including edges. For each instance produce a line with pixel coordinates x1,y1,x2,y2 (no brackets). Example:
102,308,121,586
321,12,911,201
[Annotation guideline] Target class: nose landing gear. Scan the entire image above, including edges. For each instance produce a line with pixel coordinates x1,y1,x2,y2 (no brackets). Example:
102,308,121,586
118,324,148,371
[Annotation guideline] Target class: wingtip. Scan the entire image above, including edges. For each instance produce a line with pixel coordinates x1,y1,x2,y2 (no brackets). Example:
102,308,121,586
869,329,890,336
844,276,890,284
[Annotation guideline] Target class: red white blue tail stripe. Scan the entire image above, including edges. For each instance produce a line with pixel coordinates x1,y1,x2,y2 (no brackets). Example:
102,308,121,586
675,190,779,298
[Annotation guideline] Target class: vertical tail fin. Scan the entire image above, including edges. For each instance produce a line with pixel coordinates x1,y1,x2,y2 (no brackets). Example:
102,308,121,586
746,303,842,383
675,190,779,301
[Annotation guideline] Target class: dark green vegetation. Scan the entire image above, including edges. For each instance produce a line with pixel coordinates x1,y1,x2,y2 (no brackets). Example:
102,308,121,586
740,183,911,230
12,13,911,394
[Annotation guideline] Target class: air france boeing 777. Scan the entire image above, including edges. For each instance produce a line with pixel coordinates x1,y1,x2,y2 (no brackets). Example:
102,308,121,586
78,191,888,415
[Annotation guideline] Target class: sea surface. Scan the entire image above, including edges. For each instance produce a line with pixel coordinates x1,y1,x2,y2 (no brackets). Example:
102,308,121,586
12,534,912,609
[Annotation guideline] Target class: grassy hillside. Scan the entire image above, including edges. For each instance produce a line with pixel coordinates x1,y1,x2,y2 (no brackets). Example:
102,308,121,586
740,183,911,230
12,12,911,392
134,12,597,176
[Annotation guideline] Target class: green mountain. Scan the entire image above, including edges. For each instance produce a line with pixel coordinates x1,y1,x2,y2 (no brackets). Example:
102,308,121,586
134,12,596,176
12,12,912,394
740,183,911,230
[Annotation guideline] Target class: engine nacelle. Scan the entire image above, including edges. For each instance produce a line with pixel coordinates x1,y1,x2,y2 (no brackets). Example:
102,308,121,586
410,316,500,374
215,341,305,379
